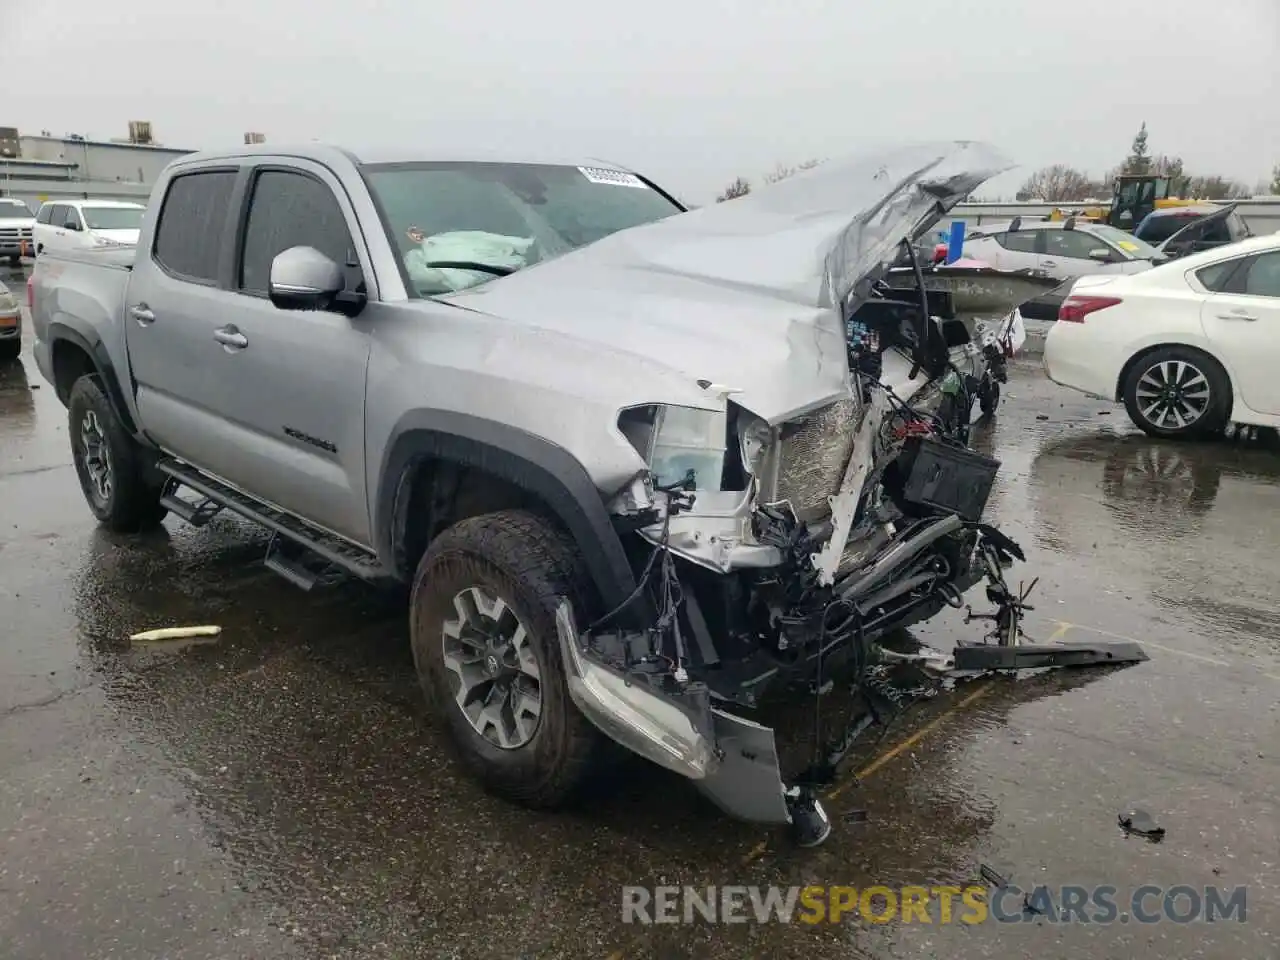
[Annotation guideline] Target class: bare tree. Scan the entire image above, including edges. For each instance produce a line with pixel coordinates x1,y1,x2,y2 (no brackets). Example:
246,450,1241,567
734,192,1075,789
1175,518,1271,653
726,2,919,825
1087,166,1120,199
762,158,823,185
1017,165,1095,202
762,163,794,185
1184,175,1250,201
1151,155,1186,195
715,176,751,202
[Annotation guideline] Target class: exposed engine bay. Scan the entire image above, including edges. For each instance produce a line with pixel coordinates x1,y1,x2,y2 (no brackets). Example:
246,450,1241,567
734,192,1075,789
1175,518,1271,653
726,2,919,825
555,241,1147,847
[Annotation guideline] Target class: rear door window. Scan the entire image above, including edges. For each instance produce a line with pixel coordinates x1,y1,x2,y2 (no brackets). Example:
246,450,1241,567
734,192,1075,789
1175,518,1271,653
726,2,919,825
153,170,238,284
237,169,356,296
1042,230,1103,260
1196,258,1242,292
35,205,52,225
1241,252,1280,299
48,204,67,227
998,230,1038,253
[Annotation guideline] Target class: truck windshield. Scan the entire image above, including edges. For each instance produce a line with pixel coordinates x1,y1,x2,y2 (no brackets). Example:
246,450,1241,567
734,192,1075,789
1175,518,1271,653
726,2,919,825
83,206,144,230
0,199,32,218
362,161,684,296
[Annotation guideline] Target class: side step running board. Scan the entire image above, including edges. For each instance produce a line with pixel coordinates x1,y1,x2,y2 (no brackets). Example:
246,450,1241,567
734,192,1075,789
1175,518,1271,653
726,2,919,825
156,458,387,584
160,480,224,527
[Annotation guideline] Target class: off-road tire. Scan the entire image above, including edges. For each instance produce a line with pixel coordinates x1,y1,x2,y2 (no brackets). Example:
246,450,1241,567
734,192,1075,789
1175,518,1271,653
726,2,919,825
0,338,18,363
1122,345,1230,440
67,375,167,532
410,509,609,808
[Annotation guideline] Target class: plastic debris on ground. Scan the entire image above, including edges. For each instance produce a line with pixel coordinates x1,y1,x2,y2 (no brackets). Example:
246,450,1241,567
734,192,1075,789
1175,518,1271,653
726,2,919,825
1118,808,1166,842
128,625,223,643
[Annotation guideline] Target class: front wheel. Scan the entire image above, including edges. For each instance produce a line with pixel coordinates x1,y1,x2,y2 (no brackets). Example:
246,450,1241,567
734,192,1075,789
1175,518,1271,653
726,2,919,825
7,254,19,267
0,338,18,363
1122,346,1230,440
67,375,167,532
409,509,610,808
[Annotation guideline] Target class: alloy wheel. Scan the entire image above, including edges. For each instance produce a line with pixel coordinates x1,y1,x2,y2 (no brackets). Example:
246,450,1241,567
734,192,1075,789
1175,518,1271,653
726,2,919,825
1134,360,1210,431
79,409,113,505
441,586,542,750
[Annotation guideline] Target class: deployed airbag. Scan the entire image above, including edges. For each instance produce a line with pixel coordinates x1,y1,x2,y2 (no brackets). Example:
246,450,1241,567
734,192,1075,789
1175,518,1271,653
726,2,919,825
404,230,534,292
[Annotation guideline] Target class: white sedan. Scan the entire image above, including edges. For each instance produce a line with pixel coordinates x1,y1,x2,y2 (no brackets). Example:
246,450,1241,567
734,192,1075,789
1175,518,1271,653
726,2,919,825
1044,233,1280,439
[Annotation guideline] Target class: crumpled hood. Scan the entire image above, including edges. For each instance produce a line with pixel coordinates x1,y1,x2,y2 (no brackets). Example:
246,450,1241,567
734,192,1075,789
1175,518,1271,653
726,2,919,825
445,141,1012,423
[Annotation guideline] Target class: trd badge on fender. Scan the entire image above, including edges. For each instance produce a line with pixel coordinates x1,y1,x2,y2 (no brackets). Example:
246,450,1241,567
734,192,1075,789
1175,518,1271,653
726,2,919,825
283,426,338,454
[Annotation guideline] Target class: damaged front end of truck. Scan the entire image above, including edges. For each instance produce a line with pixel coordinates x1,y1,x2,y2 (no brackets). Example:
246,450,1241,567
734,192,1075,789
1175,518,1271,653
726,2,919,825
542,142,1148,846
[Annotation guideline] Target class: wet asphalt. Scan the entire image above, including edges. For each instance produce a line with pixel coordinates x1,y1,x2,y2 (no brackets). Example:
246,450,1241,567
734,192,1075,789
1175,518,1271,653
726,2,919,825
1,266,1278,959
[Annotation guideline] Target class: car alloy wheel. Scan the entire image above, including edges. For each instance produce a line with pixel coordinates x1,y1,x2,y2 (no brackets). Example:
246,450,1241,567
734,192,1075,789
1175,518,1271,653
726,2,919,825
441,585,542,750
78,408,114,506
1133,359,1211,432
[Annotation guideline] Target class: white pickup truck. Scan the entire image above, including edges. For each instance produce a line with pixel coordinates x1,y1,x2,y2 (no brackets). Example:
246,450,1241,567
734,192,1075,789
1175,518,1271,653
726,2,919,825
0,196,35,265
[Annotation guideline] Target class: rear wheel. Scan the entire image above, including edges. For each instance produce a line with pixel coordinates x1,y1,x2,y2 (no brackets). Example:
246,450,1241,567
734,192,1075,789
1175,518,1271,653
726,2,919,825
67,375,167,532
410,509,610,808
1122,346,1230,440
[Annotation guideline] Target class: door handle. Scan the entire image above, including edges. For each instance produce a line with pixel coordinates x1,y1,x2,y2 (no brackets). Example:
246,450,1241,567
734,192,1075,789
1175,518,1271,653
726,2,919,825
1040,260,1057,268
1216,312,1257,321
129,304,155,325
213,327,248,349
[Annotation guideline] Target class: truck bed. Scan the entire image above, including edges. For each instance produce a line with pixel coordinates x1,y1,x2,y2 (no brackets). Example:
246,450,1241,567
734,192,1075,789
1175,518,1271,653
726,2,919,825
29,247,139,405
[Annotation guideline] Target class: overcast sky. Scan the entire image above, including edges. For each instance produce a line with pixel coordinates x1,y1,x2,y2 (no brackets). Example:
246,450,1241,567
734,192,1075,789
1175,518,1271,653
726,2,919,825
5,0,1278,201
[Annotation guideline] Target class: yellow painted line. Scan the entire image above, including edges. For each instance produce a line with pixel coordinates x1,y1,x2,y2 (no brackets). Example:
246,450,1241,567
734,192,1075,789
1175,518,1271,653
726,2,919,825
1063,621,1230,667
612,682,993,958
827,682,992,800
740,840,768,865
1044,621,1073,643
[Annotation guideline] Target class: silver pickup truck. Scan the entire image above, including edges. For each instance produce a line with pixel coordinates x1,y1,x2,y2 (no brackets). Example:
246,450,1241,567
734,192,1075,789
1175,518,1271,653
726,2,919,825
30,141,1141,846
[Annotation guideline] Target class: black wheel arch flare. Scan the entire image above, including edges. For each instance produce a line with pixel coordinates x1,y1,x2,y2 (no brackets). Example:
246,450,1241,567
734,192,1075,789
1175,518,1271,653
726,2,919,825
47,322,139,435
375,411,641,621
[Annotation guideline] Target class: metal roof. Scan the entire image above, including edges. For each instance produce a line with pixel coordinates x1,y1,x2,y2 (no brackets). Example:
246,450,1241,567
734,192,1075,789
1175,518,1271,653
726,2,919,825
171,141,639,173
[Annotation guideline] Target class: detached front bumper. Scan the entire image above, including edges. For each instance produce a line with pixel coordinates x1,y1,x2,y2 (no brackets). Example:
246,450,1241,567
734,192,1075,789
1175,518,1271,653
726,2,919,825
555,599,797,828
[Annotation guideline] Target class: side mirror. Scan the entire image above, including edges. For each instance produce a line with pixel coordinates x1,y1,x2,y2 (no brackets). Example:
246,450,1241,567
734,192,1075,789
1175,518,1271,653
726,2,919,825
1088,247,1113,262
64,219,80,231
269,246,346,312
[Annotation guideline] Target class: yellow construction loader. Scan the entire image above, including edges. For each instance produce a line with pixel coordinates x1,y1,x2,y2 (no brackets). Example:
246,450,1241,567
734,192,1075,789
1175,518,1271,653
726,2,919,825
1046,175,1201,230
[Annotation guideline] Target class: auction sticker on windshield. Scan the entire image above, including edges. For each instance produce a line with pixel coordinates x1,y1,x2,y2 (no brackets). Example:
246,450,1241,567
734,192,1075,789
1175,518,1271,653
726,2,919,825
578,166,648,188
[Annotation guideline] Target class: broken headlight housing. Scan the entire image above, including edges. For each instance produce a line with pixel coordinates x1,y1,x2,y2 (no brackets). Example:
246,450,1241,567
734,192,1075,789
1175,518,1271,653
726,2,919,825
738,413,772,478
618,403,776,493
618,404,727,491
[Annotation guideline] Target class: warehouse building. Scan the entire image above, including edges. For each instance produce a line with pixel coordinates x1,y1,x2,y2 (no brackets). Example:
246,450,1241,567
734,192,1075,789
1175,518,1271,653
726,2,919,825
0,122,195,208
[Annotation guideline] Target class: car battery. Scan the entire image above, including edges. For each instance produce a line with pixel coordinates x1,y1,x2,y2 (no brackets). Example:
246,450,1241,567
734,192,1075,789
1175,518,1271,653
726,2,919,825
896,435,1000,523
